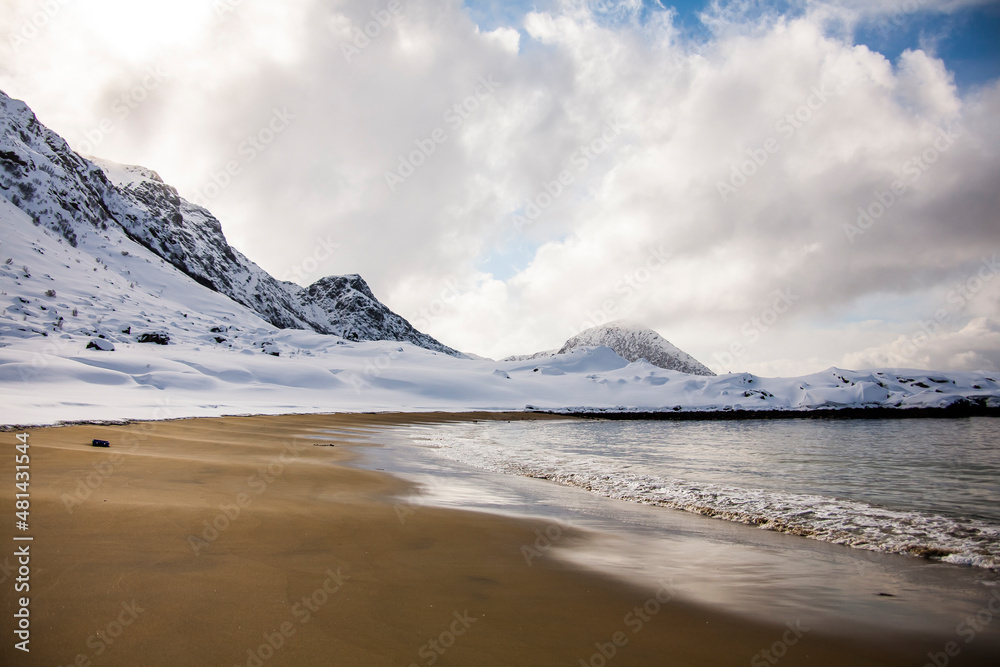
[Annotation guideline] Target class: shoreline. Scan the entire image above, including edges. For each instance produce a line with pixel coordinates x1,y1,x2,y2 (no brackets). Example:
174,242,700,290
3,413,999,665
2,401,997,434
0,411,582,433
544,402,1000,420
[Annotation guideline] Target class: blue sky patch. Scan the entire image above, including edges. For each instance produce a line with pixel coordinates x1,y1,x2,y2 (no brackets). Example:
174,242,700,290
463,0,1000,89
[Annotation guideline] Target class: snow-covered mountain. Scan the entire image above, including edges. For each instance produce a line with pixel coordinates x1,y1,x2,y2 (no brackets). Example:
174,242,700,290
509,321,715,376
0,90,462,356
2,89,1000,427
559,322,715,375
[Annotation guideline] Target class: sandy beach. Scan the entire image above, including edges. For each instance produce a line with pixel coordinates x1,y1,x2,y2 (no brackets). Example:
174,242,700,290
3,413,998,666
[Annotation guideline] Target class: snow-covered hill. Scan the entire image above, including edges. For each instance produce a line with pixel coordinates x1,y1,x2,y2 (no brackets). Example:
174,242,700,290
2,324,998,426
541,321,715,376
0,90,461,356
2,89,1000,427
0,189,284,354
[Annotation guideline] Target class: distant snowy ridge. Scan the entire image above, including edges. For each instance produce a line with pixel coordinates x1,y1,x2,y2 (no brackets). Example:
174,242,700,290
507,321,715,376
0,90,462,356
2,330,999,427
502,349,559,363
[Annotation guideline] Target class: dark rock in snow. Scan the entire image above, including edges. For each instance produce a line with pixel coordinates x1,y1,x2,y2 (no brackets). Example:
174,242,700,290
137,332,170,345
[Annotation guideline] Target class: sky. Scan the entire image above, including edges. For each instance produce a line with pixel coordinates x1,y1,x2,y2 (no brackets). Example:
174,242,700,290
1,0,999,375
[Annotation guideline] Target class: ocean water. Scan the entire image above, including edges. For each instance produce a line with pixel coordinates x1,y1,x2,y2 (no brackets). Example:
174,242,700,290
386,417,1000,570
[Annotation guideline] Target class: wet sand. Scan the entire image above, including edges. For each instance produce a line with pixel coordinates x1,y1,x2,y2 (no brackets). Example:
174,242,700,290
2,413,997,666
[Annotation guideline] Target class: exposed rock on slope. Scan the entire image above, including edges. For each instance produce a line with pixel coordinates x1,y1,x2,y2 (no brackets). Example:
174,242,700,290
0,89,462,356
557,321,715,375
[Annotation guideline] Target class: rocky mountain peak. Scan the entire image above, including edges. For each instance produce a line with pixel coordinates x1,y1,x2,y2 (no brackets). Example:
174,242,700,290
0,89,464,357
558,320,715,376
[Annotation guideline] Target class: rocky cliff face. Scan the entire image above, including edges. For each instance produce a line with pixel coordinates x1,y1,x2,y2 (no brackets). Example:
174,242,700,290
0,90,463,356
301,274,456,348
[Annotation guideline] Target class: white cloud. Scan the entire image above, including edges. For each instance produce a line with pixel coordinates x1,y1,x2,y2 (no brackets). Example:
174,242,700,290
844,317,1000,371
1,0,998,372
